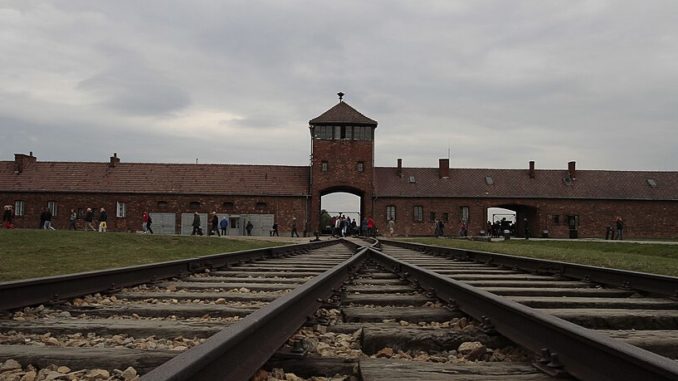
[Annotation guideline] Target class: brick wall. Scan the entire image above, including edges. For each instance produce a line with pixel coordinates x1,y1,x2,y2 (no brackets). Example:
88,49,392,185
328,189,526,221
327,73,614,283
1,192,308,234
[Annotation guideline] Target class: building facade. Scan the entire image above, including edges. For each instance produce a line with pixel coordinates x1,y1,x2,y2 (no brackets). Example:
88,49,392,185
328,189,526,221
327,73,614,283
2,97,678,238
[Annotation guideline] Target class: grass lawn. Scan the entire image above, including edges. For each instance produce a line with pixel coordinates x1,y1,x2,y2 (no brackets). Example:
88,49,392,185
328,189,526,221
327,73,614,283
0,230,284,282
401,238,678,277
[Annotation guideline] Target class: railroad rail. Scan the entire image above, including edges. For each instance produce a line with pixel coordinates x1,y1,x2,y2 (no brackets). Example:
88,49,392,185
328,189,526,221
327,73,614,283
2,238,678,380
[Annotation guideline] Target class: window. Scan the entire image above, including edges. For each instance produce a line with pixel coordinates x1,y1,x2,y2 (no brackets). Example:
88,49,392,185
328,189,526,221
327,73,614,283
413,206,423,222
386,205,396,221
256,202,267,210
552,215,560,225
442,213,449,222
315,125,334,139
116,202,126,218
157,201,168,208
353,126,373,141
223,201,234,210
460,206,469,223
430,212,436,222
356,161,364,172
321,161,328,172
334,126,342,139
189,201,201,210
47,201,58,216
14,201,25,216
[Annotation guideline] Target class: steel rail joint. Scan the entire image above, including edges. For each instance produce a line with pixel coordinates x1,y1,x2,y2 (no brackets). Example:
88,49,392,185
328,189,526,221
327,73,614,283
0,240,338,311
142,247,369,381
367,248,678,381
380,239,678,297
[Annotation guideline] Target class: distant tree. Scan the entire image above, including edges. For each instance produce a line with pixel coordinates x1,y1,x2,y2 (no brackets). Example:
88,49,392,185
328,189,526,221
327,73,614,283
320,209,331,230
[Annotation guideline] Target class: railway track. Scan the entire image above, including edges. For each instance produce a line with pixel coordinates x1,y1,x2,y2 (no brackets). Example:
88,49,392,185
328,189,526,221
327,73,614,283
0,240,356,380
2,238,678,380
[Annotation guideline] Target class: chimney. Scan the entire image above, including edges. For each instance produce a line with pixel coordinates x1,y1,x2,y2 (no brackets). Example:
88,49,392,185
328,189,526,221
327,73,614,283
14,152,36,174
568,161,576,180
438,158,449,178
396,158,402,177
109,153,120,168
529,161,535,178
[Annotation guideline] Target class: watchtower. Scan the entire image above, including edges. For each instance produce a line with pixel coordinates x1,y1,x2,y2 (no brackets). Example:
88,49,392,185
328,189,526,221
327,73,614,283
308,93,378,231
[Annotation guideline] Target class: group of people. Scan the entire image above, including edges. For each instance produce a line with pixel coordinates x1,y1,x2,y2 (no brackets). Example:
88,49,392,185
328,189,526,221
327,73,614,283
330,215,358,237
47,207,108,232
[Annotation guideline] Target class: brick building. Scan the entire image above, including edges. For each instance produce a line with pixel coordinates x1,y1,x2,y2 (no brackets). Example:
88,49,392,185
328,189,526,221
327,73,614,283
2,96,678,238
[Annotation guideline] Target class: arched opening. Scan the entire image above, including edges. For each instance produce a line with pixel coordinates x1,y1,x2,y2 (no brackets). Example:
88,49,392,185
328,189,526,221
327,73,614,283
320,188,362,236
486,204,539,238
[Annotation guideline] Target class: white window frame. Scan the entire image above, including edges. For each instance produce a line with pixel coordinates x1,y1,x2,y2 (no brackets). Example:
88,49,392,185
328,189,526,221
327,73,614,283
14,200,25,216
116,202,126,218
413,205,423,222
47,201,58,216
386,205,396,221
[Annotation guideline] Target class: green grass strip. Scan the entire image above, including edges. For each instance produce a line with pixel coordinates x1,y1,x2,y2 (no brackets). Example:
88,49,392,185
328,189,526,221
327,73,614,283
402,238,678,277
0,230,283,282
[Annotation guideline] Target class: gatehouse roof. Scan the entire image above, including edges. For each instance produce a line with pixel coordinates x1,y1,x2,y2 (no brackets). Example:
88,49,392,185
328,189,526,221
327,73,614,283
309,101,377,126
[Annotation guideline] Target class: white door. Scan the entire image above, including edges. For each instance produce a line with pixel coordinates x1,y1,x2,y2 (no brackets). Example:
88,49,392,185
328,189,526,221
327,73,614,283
149,213,176,235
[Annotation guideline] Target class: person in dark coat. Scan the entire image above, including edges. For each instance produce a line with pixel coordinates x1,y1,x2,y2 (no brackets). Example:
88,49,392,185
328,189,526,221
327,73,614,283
2,205,14,229
192,212,201,236
210,212,220,236
246,221,253,236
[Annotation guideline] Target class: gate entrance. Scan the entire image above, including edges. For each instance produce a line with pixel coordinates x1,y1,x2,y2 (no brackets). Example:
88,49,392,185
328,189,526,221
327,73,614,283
320,191,362,235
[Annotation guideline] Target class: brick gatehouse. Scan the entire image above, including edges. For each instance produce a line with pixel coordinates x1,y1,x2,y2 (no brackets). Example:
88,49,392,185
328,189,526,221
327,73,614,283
2,95,678,238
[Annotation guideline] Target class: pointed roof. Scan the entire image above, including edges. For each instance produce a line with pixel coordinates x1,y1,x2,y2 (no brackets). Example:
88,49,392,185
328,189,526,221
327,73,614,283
309,101,378,126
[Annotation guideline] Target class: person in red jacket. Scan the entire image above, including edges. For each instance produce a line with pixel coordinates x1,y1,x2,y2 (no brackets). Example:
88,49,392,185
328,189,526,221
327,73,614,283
367,216,375,237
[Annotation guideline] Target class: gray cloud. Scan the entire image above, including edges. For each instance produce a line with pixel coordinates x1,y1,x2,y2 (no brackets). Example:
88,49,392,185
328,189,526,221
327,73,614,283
1,0,677,176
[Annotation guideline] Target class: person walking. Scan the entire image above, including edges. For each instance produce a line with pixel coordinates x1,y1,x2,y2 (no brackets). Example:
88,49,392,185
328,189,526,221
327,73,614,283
387,218,395,237
2,205,14,229
191,212,201,236
98,208,108,232
210,212,220,236
272,222,279,236
68,209,77,230
615,216,624,240
246,221,253,236
290,217,299,237
84,208,96,231
146,212,154,234
220,217,229,236
367,216,375,237
43,208,55,230
142,211,149,233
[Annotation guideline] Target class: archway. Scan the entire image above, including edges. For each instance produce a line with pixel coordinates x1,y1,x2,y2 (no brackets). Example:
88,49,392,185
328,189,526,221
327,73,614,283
486,204,539,238
319,187,364,235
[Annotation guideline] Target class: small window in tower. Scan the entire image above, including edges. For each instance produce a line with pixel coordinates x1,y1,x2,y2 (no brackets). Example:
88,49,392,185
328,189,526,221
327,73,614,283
321,161,328,172
345,126,353,139
357,161,364,172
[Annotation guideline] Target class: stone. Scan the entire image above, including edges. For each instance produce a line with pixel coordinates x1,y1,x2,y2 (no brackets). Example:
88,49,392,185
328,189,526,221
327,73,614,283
215,298,226,305
458,341,484,354
1,359,22,371
21,371,37,381
56,366,70,374
375,347,394,358
121,367,137,381
85,369,110,380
